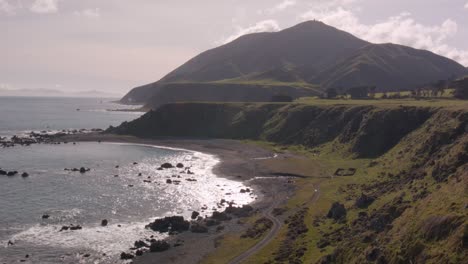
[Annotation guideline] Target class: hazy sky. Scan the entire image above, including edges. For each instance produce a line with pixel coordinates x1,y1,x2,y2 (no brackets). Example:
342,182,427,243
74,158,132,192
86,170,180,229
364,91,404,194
2,0,468,95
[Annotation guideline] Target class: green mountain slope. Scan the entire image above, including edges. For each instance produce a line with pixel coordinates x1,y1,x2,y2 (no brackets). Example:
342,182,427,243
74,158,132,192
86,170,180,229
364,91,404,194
314,43,467,91
120,21,368,105
120,21,467,108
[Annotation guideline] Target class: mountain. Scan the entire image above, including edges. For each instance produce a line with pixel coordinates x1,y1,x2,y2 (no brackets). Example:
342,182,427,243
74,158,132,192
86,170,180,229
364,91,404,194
314,43,467,91
121,21,467,108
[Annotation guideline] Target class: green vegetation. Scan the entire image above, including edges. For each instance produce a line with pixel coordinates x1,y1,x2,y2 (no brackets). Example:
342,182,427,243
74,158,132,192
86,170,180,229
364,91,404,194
110,99,467,264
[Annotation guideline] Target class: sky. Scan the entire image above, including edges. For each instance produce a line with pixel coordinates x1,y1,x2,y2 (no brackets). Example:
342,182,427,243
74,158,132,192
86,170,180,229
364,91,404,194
1,0,468,96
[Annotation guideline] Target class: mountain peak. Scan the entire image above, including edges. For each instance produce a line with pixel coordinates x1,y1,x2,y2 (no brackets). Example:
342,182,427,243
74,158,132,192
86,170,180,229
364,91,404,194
281,20,338,33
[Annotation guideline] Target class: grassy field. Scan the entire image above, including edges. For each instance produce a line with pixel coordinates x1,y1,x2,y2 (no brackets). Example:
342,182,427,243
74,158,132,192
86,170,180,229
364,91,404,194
295,97,468,109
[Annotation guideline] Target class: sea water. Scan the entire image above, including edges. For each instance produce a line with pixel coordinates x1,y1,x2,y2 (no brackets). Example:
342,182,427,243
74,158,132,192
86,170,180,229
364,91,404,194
0,97,255,263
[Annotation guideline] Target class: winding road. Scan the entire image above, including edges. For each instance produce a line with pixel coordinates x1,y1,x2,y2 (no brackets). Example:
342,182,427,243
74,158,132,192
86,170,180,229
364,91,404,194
229,185,321,264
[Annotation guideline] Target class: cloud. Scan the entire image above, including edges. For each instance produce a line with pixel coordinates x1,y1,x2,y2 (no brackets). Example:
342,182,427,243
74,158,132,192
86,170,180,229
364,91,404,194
30,0,59,14
268,0,296,14
0,0,16,15
222,20,280,44
74,8,100,18
300,7,468,66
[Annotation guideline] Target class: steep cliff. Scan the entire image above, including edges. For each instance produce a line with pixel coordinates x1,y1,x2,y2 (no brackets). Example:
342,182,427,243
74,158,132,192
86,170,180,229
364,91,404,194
109,102,467,263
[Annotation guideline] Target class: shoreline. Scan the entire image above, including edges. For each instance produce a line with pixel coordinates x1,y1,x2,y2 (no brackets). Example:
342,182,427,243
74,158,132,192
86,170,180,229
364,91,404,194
58,133,296,264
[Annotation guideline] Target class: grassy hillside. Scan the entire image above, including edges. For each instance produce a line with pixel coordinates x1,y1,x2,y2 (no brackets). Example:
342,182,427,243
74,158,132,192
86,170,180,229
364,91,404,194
315,43,467,91
142,82,320,109
109,100,467,264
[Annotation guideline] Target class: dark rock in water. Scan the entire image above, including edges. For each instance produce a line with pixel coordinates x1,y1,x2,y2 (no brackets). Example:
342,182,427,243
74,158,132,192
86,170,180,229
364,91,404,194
150,240,170,252
134,240,149,249
138,173,142,176
42,214,50,219
191,211,200,220
79,167,89,173
7,240,14,246
176,163,184,168
83,253,90,258
101,219,108,226
166,179,172,184
135,249,144,256
60,224,82,231
21,172,29,178
0,170,7,175
190,223,208,233
160,163,174,169
7,171,18,176
69,225,82,231
146,216,190,233
133,162,138,165
120,252,134,260
355,193,375,208
327,202,347,221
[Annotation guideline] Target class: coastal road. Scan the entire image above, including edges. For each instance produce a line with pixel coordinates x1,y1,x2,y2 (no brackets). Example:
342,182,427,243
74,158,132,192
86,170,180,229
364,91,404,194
228,185,321,264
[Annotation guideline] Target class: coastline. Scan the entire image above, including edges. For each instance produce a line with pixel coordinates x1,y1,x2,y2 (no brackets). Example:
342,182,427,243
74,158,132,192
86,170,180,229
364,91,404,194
58,133,297,264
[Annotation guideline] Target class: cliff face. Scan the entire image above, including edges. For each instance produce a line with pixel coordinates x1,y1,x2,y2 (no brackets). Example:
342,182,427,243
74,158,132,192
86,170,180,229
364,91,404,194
111,103,439,158
110,103,467,263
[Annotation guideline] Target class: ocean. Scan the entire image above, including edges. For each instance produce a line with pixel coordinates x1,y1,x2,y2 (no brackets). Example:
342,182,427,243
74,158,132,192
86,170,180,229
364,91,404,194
0,97,255,263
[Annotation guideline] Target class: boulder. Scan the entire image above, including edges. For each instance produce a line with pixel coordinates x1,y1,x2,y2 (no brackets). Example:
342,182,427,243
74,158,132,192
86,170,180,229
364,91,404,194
120,252,134,260
326,202,347,221
79,167,88,173
101,219,108,227
0,170,7,175
134,240,149,249
176,163,184,168
146,216,190,233
166,179,172,184
21,172,29,178
160,163,174,169
7,171,18,176
135,250,144,256
42,214,50,219
150,240,170,252
69,225,82,231
191,211,200,220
